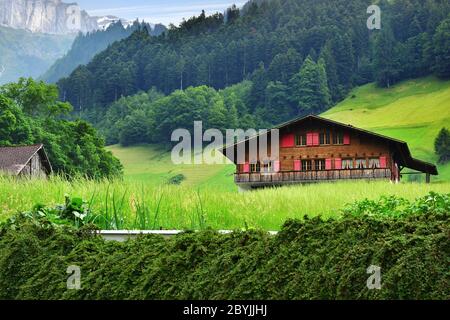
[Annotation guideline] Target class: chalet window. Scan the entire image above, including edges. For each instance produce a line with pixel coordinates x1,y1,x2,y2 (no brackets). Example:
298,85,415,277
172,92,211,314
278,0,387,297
319,131,331,145
250,162,261,172
333,132,344,145
262,161,273,173
295,134,307,146
302,160,312,171
307,132,320,146
342,159,354,169
356,158,367,169
315,159,326,171
369,158,380,169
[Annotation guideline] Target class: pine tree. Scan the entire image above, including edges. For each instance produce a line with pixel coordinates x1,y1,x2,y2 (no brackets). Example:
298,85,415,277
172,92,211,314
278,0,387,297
331,33,355,96
268,48,302,84
265,81,292,124
319,42,339,102
290,55,330,115
374,24,401,87
317,58,331,108
433,16,450,78
248,62,268,112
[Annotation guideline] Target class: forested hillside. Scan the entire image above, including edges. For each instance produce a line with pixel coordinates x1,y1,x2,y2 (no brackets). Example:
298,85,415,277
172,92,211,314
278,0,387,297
41,21,167,83
58,0,450,131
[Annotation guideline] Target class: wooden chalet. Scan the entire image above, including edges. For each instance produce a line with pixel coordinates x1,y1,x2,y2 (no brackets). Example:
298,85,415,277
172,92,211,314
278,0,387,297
221,115,438,190
0,144,52,178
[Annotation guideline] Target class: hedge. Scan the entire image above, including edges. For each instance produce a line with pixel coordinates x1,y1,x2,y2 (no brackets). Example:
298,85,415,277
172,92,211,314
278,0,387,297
0,194,449,300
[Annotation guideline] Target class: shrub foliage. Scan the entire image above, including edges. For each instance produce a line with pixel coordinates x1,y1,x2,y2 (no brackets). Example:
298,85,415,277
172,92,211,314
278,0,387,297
0,193,448,300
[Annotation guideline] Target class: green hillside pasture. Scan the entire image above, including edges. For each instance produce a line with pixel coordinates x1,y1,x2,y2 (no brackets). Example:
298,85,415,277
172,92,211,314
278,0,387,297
322,77,450,181
106,144,236,191
1,176,448,230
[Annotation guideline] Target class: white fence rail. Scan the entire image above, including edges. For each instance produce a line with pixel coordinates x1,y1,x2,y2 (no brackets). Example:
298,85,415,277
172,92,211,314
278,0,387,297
98,230,278,242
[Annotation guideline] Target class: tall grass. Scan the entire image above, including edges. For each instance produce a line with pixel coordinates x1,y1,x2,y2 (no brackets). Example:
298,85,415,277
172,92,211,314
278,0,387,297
0,175,448,230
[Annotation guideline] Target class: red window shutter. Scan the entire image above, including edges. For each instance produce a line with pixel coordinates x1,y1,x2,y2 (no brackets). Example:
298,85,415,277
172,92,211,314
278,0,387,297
313,132,320,146
334,158,342,170
243,162,250,173
379,156,387,168
325,159,332,170
273,161,280,172
343,133,350,145
294,160,301,171
306,133,313,146
281,133,295,148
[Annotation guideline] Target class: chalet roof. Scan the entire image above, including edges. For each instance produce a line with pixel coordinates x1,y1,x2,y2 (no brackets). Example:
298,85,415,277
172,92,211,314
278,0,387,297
0,144,52,176
221,115,438,175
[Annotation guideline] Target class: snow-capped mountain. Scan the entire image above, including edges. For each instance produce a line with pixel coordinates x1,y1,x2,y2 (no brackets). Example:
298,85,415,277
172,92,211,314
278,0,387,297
95,15,133,31
94,16,158,31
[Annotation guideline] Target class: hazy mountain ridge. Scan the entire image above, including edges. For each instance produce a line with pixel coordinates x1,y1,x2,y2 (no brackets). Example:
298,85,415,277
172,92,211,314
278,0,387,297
0,25,74,84
41,21,167,83
0,0,129,34
0,0,167,84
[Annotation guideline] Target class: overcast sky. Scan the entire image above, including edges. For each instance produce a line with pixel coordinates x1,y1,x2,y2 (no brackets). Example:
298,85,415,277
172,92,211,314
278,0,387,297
76,0,247,26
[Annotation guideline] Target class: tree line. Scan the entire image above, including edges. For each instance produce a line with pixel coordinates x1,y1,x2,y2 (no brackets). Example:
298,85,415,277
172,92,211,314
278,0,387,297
55,0,450,148
0,78,122,178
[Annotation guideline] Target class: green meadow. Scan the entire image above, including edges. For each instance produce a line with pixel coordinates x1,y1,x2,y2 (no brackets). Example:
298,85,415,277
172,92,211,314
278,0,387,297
1,77,449,230
1,176,449,230
106,144,236,191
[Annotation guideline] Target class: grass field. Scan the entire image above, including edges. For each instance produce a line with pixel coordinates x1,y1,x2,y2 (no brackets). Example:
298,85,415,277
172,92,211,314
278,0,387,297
1,176,448,230
1,77,449,230
106,144,236,191
322,76,450,181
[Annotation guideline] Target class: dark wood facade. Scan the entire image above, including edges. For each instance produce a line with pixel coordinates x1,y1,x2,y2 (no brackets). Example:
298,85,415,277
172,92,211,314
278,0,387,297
221,115,437,189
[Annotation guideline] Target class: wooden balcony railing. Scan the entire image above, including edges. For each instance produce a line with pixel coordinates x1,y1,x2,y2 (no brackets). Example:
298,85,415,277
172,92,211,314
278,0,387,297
234,168,392,184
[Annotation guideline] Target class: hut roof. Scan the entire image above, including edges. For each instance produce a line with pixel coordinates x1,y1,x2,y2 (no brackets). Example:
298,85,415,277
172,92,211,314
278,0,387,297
0,144,52,175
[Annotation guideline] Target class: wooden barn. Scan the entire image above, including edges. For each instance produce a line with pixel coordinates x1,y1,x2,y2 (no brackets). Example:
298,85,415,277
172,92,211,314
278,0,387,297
0,144,52,178
221,115,438,190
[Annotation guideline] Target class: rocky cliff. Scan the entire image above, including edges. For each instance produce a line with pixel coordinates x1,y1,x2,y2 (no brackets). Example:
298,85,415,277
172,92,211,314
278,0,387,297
0,0,111,34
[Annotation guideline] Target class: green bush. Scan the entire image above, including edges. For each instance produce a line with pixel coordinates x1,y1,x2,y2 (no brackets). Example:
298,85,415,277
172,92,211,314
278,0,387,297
167,174,186,185
0,193,448,300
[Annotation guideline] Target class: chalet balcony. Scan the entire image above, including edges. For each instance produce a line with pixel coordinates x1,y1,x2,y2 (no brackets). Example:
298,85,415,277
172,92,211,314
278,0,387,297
234,168,392,185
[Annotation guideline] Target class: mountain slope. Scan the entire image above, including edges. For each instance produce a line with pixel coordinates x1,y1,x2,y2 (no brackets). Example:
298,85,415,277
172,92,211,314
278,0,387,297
322,76,450,181
0,26,74,85
57,0,450,128
41,22,166,83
